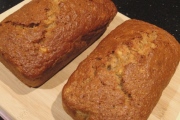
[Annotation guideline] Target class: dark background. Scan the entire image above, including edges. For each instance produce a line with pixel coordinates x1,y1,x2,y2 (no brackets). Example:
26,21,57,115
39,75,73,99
113,0,180,43
0,0,23,13
0,0,179,42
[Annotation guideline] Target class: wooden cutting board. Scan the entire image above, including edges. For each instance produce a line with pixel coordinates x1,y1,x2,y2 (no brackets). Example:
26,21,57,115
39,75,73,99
0,1,180,120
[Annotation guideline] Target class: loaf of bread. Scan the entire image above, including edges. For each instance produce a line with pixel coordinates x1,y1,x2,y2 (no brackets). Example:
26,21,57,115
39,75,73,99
0,0,117,87
62,19,180,120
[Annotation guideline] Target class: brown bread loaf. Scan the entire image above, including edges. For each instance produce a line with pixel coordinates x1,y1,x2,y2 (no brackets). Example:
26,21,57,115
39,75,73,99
0,0,117,87
62,19,180,120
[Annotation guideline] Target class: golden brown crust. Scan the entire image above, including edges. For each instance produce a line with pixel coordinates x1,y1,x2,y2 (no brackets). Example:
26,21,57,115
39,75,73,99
0,0,117,87
62,19,180,120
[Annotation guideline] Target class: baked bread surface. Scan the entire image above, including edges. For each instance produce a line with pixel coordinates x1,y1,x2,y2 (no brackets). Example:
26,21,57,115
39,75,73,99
62,19,180,120
0,0,117,87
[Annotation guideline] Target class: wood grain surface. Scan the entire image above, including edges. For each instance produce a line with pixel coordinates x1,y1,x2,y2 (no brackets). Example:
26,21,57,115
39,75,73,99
0,1,180,120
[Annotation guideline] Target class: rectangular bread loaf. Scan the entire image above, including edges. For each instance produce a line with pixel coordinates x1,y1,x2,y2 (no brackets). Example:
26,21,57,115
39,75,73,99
0,0,117,87
62,19,180,120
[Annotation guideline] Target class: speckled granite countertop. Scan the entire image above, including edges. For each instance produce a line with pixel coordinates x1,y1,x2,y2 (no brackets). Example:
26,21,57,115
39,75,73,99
0,0,179,42
113,0,180,43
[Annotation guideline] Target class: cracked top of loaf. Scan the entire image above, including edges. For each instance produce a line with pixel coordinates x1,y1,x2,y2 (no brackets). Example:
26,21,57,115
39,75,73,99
62,19,180,120
0,0,117,87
